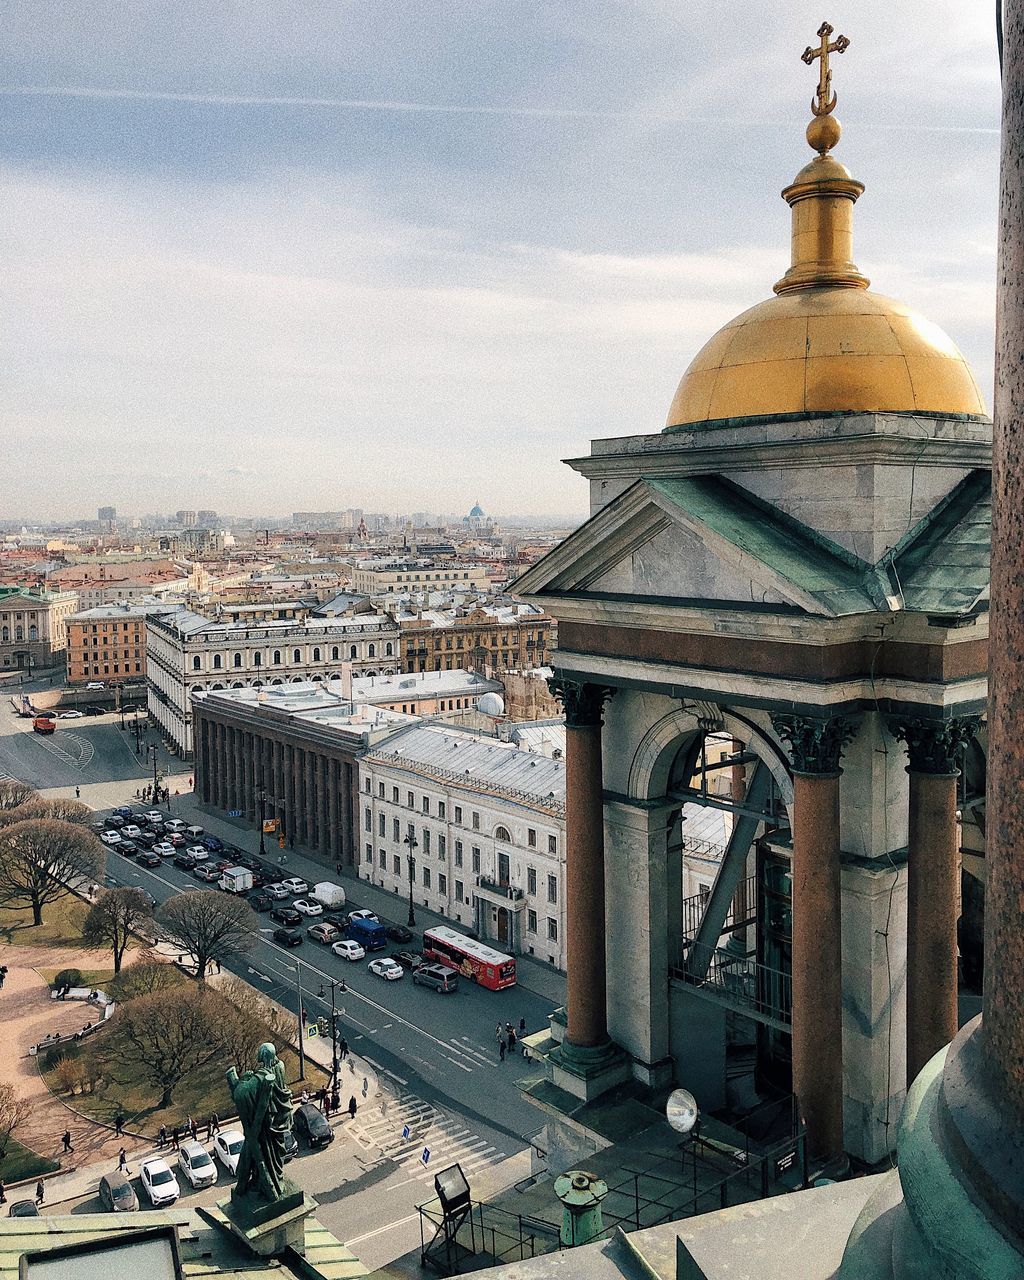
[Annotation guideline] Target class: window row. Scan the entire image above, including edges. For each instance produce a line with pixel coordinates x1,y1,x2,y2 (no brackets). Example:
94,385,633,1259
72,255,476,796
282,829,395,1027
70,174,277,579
191,641,394,671
361,786,557,853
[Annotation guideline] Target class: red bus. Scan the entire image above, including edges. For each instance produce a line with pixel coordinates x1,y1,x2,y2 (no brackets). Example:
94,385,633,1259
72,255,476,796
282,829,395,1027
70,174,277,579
422,926,516,991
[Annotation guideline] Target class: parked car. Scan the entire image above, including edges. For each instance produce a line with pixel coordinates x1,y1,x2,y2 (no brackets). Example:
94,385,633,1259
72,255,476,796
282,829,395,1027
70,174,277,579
386,924,414,943
137,851,162,868
140,1157,180,1206
368,956,404,981
413,964,460,994
60,709,84,719
390,950,424,970
100,830,123,846
153,842,175,858
322,909,349,929
185,845,209,862
271,907,301,927
249,892,273,913
280,877,309,896
117,840,139,857
265,883,290,900
166,833,187,848
293,1102,333,1149
122,824,142,840
194,864,220,882
184,824,204,840
145,811,164,824
274,927,303,947
84,705,105,716
7,1201,39,1217
135,830,159,848
164,819,186,834
201,835,225,853
307,922,339,944
283,1129,298,1162
98,1170,138,1212
104,815,126,829
292,898,323,917
177,1140,218,1188
85,681,105,690
345,908,379,927
213,1128,245,1175
332,939,365,962
173,852,196,870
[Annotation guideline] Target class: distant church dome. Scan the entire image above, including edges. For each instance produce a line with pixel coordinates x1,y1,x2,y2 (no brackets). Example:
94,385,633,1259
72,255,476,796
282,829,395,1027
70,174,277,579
477,691,505,716
469,503,485,519
665,120,986,429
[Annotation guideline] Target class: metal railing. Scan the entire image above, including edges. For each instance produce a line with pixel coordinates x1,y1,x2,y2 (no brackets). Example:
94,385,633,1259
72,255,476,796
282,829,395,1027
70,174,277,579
672,941,792,1028
681,873,757,942
477,875,525,901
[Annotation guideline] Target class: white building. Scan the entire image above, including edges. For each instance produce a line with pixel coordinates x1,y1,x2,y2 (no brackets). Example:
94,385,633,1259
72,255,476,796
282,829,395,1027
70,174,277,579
358,721,567,969
349,558,490,596
147,609,400,755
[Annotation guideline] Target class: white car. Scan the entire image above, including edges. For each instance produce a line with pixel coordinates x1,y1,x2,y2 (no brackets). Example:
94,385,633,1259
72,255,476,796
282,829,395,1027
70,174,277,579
99,830,122,845
140,1157,180,1206
265,883,291,900
86,681,105,690
60,709,84,719
122,824,142,839
332,939,366,962
177,1140,217,1188
185,845,209,863
145,811,164,824
368,956,404,981
164,819,186,834
153,841,175,857
292,898,322,917
213,1128,245,1175
348,908,379,924
280,877,309,896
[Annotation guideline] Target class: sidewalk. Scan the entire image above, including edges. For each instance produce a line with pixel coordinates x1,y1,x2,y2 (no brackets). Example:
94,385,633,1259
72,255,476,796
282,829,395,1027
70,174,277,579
135,789,568,1008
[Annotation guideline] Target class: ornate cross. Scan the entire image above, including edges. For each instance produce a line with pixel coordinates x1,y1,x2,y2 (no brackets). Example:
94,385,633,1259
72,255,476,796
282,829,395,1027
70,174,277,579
801,21,850,117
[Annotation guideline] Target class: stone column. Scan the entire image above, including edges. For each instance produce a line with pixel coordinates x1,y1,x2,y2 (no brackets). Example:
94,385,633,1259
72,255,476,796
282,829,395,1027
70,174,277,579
328,759,340,866
290,746,302,845
772,713,858,1163
550,678,616,1051
319,755,331,858
303,753,316,847
890,716,978,1083
224,726,235,810
215,723,227,810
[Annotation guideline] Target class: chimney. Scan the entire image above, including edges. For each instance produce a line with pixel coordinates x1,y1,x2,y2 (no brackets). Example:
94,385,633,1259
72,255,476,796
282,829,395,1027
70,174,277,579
341,661,353,700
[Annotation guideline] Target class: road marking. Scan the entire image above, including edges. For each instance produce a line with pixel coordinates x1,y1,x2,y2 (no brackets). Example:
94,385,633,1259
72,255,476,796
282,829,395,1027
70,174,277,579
345,1211,421,1247
382,1069,407,1085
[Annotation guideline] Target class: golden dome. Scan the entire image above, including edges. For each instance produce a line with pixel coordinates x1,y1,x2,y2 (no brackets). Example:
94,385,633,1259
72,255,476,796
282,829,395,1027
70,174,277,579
665,62,987,429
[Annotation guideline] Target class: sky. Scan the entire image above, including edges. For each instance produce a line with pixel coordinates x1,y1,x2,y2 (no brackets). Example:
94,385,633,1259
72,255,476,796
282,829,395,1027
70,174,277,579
0,2,1002,522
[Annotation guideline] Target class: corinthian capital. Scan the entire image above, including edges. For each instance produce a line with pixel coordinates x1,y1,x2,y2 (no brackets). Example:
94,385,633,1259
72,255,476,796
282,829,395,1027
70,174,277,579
888,715,979,775
771,712,859,775
548,676,616,729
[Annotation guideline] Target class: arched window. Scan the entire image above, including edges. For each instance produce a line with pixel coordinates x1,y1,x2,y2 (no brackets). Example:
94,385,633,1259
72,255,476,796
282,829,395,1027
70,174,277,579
368,643,376,657
211,682,224,691
272,650,281,665
385,641,393,656
192,655,201,670
312,646,321,662
293,648,301,663
253,651,262,667
213,654,222,669
494,825,512,843
331,646,339,660
291,675,304,683
15,626,23,641
1,627,7,641
271,677,283,685
232,681,243,689
349,645,357,659
28,625,37,641
233,652,242,668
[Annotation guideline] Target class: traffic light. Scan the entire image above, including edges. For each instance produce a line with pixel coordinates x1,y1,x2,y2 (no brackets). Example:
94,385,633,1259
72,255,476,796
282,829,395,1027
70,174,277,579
317,1017,328,1037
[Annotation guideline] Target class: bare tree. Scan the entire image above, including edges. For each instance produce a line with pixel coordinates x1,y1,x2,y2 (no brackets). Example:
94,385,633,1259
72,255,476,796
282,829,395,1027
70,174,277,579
0,1083,31,1170
156,891,257,981
218,978,292,1074
108,985,225,1108
107,953,180,1002
0,820,105,926
0,780,36,812
82,887,154,973
12,797,93,826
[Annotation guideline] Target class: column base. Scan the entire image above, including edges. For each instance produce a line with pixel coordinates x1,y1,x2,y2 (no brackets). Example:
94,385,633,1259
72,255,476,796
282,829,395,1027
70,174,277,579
214,1184,317,1258
550,1038,631,1102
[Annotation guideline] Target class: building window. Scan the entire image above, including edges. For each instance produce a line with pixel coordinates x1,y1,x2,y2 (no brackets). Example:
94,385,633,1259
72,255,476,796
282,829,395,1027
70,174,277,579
273,650,281,665
423,867,431,888
368,643,376,657
192,655,201,670
213,654,222,669
293,648,301,663
423,829,431,854
547,918,558,942
472,811,481,831
350,645,357,659
378,781,385,798
454,805,463,825
407,791,414,808
364,807,372,832
394,855,401,875
438,801,446,820
471,847,480,873
527,910,538,933
527,868,537,895
455,841,463,867
378,813,385,836
233,652,242,667
332,645,340,660
365,843,373,862
392,817,400,841
364,777,371,793
548,834,557,854
547,875,557,904
438,834,446,859
455,878,464,901
528,828,537,848
312,646,321,662
254,652,261,666
408,857,416,879
422,796,430,814
392,787,399,803
494,825,511,843
378,848,386,868
385,642,393,656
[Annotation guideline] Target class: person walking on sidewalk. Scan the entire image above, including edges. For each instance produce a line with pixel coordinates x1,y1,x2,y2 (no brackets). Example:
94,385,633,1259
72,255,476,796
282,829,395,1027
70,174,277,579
118,1148,129,1174
348,1096,357,1120
75,785,80,799
338,1036,349,1061
157,1125,166,1149
210,1112,220,1135
189,1117,198,1142
35,1181,44,1207
61,1130,73,1154
170,1125,179,1150
114,1110,125,1137
499,1037,506,1063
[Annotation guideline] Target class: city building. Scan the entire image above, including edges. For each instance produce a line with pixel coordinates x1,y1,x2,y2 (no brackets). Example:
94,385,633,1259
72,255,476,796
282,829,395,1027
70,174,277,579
66,600,172,684
147,610,401,754
47,559,188,608
0,586,79,672
349,557,490,596
97,505,116,525
358,721,567,967
176,509,197,527
397,602,554,673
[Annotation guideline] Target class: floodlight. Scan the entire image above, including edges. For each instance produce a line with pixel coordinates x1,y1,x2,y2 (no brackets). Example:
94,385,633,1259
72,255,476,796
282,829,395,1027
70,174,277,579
666,1087,699,1135
434,1162,471,1213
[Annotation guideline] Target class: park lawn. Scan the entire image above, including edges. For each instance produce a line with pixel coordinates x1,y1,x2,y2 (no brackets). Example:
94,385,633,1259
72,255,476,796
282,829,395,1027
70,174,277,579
37,990,329,1137
0,894,90,946
37,966,115,989
0,1138,59,1183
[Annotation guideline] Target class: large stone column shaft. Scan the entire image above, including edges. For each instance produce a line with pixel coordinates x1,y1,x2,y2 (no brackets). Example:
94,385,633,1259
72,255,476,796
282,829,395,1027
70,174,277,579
565,719,607,1048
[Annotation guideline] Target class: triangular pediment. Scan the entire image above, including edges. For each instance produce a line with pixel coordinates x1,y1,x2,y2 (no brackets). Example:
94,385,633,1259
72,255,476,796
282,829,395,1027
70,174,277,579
514,476,882,618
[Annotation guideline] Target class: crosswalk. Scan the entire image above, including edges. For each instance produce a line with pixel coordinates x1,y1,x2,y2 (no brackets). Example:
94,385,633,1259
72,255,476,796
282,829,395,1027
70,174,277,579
350,1092,506,1188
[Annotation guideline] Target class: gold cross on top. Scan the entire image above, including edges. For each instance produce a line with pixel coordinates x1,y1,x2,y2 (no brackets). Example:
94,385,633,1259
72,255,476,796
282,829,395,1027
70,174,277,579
802,21,850,117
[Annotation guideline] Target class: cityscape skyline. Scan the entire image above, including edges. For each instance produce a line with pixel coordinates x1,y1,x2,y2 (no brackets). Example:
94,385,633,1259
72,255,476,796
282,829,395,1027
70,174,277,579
2,2,999,521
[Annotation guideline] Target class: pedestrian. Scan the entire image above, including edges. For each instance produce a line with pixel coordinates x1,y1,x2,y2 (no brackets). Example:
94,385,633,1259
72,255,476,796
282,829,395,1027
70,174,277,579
114,1110,125,1137
189,1118,198,1142
205,1115,212,1141
339,1037,349,1061
35,1180,44,1207
301,1088,310,1104
171,1125,179,1150
158,1125,167,1149
61,1130,73,1153
348,1096,357,1120
75,785,81,799
507,1025,517,1051
495,1023,502,1042
518,1016,526,1036
189,776,193,789
0,971,5,991
118,1148,128,1173
210,1112,220,1135
361,1076,368,1098
499,1038,506,1063
301,1006,307,1028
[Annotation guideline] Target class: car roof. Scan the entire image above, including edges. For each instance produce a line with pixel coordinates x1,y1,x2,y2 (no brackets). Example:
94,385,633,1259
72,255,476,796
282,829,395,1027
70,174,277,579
141,1157,170,1172
180,1140,207,1156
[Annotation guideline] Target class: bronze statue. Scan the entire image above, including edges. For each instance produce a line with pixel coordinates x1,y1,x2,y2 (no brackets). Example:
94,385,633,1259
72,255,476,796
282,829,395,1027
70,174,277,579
226,1042,293,1203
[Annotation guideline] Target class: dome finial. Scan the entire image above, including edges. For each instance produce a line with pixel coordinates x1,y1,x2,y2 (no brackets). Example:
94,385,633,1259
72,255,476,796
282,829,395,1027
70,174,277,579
801,21,849,155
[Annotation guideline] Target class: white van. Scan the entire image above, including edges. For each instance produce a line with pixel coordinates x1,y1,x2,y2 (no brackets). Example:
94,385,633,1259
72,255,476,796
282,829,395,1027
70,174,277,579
164,819,186,834
185,824,204,840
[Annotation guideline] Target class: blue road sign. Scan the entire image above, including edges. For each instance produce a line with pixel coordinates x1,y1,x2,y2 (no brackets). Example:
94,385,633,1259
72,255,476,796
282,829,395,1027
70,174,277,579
227,809,242,817
402,1124,411,1140
422,1147,430,1165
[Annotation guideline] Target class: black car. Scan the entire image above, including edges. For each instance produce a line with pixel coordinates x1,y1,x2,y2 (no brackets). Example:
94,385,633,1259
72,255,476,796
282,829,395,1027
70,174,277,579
84,705,105,716
293,1102,333,1149
104,815,126,830
271,907,301,927
273,927,302,947
249,893,273,913
135,830,159,848
117,840,139,857
390,950,424,970
322,909,349,929
386,924,414,944
137,851,161,868
173,852,197,870
7,1200,39,1217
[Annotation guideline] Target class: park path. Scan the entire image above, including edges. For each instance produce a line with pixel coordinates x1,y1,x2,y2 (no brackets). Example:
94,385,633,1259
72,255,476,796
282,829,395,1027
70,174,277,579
0,939,152,1183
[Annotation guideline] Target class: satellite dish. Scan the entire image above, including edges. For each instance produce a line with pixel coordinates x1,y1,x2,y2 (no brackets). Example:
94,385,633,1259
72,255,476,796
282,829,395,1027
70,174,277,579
666,1088,699,1135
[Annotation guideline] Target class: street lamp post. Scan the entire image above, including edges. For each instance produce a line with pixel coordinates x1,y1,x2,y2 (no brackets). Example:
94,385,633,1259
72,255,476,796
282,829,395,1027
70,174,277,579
403,832,418,927
318,978,343,1112
257,783,267,858
146,743,159,803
